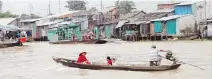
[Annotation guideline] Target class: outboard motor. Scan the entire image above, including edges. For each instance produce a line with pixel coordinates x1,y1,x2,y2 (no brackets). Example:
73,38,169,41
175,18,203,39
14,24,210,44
165,50,173,59
165,50,177,64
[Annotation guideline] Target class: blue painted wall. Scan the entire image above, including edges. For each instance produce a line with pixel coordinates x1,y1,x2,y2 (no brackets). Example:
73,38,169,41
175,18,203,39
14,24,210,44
154,21,162,33
166,19,176,34
175,5,193,15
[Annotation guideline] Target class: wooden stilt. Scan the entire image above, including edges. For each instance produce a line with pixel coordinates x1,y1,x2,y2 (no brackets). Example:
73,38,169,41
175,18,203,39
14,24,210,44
141,35,143,41
154,34,156,41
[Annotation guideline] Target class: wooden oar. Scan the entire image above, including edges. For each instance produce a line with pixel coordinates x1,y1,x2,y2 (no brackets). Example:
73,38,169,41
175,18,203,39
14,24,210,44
160,56,205,70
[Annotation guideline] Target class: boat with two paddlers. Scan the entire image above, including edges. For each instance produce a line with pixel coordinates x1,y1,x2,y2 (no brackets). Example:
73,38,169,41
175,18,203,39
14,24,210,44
52,56,181,71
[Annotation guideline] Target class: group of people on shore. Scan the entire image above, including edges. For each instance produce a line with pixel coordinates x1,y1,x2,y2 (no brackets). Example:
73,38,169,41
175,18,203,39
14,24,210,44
76,45,177,66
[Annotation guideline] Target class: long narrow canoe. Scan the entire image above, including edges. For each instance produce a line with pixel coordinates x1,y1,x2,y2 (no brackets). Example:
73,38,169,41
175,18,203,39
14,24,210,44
52,57,181,71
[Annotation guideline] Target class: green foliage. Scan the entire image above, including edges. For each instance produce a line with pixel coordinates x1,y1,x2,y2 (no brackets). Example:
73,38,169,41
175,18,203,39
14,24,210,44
115,0,136,14
30,14,41,18
0,11,18,18
180,26,194,36
65,0,86,11
87,7,97,13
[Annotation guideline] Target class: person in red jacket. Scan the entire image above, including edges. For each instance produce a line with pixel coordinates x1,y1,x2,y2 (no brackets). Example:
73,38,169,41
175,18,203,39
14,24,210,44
77,52,90,64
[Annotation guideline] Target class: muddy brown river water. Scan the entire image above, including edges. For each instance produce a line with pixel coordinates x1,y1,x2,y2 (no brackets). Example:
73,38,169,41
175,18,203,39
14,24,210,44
0,41,211,79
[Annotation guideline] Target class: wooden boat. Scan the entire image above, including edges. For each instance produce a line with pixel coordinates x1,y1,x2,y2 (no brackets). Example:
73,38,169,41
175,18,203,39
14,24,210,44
52,57,181,71
49,39,108,44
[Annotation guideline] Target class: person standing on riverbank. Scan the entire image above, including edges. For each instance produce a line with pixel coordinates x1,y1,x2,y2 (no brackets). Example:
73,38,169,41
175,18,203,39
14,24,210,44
26,31,32,42
16,31,20,40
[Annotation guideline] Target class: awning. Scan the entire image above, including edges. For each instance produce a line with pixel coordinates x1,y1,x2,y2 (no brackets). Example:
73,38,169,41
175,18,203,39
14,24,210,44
115,20,127,28
0,25,20,31
58,21,79,29
37,21,59,27
151,15,187,21
126,21,149,25
48,24,59,29
68,22,78,27
0,25,4,29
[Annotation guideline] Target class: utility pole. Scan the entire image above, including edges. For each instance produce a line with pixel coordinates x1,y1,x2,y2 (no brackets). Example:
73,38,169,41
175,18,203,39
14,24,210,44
204,0,207,21
48,0,51,15
40,9,49,15
59,0,61,13
101,0,103,9
171,0,175,4
29,4,33,15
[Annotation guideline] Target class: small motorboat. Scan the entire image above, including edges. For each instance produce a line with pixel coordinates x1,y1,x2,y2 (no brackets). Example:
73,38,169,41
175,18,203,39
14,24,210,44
52,57,181,71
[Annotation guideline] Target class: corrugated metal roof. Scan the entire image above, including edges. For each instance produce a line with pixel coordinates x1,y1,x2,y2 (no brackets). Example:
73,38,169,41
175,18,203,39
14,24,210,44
126,21,149,25
120,10,172,25
48,23,59,29
136,12,170,22
0,24,20,31
98,7,116,13
0,18,16,25
102,19,120,24
151,15,188,21
19,11,80,22
58,21,70,25
37,21,60,27
151,9,174,13
120,11,146,20
72,10,91,17
19,18,42,22
176,1,202,6
158,2,181,5
115,20,128,28
46,11,80,18
48,21,80,29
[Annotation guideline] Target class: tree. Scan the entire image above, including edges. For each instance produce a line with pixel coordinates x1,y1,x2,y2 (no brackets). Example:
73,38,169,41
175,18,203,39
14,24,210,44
87,7,97,13
0,11,18,18
180,25,194,36
65,0,86,11
30,14,41,19
19,13,40,20
115,0,136,14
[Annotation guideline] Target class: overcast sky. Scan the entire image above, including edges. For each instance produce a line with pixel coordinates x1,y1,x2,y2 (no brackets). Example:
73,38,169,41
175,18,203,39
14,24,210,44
0,0,208,17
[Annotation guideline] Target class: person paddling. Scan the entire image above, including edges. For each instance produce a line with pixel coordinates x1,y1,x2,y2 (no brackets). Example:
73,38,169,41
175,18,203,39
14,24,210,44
149,45,166,66
77,52,90,64
107,56,113,65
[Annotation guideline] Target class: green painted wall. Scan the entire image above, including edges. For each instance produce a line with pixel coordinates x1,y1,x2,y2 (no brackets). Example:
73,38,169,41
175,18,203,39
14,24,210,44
94,26,99,40
154,21,162,33
166,19,176,35
105,26,111,38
